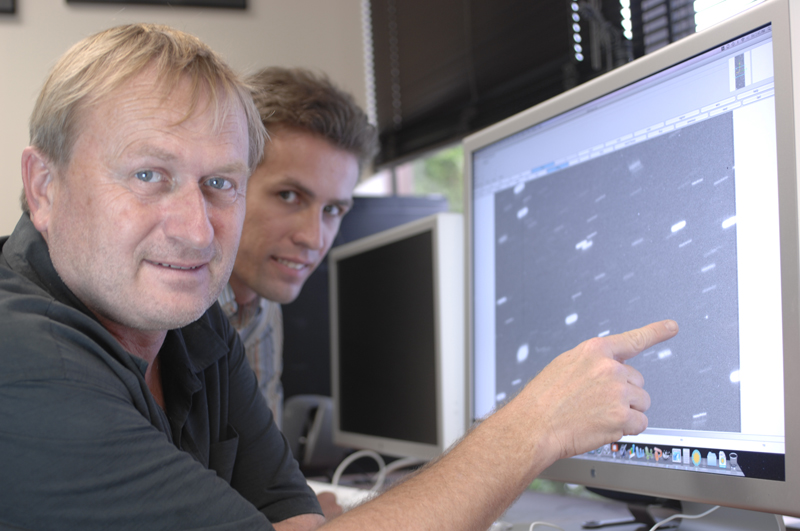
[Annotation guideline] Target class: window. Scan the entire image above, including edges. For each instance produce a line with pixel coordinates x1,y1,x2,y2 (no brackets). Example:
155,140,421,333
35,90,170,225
629,0,766,56
694,0,765,32
356,144,464,213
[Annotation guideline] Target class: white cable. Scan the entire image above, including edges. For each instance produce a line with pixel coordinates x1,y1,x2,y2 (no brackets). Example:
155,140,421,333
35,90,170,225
648,505,721,531
382,456,427,476
331,450,387,492
528,522,565,531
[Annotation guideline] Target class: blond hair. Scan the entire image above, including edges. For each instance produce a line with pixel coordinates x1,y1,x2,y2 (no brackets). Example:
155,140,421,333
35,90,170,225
22,23,265,212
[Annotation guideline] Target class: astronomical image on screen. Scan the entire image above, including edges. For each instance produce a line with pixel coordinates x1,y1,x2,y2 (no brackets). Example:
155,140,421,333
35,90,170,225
493,113,739,433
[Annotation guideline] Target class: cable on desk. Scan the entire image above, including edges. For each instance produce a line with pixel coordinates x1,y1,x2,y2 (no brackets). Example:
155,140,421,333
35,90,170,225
332,450,387,492
647,505,720,531
383,456,427,476
528,522,566,531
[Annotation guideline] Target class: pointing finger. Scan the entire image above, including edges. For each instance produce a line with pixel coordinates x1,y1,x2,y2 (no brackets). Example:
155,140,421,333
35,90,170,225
598,320,678,362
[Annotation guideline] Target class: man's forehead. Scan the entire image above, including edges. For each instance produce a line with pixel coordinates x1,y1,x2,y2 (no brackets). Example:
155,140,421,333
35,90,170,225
266,126,359,164
59,84,244,185
84,66,238,125
76,74,247,148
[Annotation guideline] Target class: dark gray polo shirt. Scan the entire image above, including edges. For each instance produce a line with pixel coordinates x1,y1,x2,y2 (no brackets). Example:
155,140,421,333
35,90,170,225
0,215,321,530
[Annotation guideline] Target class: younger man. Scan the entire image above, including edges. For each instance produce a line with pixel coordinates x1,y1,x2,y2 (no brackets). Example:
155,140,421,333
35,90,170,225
220,68,377,428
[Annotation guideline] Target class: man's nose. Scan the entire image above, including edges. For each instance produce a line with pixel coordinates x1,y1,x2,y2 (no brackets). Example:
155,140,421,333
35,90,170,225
292,208,325,251
162,184,214,249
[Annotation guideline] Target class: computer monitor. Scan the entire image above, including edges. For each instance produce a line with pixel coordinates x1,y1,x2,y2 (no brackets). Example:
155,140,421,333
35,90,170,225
282,195,449,400
465,0,799,526
330,213,465,460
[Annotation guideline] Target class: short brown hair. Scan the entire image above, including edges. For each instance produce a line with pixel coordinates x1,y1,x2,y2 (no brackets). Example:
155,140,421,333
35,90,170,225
22,23,266,213
247,67,378,170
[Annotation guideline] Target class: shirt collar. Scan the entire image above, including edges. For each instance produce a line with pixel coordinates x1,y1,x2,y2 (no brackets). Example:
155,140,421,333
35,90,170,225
173,310,231,374
2,214,99,322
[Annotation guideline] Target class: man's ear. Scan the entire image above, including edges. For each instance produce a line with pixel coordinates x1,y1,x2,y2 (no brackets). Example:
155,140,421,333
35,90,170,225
21,146,57,235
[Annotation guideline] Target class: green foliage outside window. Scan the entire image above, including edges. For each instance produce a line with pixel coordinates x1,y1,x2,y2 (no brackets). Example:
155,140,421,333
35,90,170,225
410,144,464,213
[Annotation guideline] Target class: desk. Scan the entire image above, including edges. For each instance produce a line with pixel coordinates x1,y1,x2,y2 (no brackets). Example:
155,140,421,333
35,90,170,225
322,474,798,531
323,475,641,530
498,490,800,531
497,490,641,531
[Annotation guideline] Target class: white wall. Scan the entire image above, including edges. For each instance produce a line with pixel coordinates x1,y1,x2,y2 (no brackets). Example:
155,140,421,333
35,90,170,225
0,0,365,235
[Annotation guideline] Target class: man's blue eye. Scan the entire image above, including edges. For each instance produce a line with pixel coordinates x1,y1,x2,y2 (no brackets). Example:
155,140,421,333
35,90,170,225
206,177,231,190
135,170,159,182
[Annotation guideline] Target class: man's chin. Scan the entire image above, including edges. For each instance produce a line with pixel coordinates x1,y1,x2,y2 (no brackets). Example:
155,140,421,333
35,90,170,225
269,292,301,305
257,283,303,305
129,307,209,331
126,295,218,331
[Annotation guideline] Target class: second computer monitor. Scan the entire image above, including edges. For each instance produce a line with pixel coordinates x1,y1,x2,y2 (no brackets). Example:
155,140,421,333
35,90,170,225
329,213,465,460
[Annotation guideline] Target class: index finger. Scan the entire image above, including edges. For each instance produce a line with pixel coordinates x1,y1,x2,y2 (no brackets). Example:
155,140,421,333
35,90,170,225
603,320,678,362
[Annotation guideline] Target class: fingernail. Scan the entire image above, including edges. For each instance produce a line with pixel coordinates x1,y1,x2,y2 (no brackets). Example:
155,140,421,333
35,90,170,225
665,320,678,332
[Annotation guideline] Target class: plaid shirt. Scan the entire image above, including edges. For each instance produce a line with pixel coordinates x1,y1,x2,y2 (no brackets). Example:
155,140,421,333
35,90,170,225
219,284,284,429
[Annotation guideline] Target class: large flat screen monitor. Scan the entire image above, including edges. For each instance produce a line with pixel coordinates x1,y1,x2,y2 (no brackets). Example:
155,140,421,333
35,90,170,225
465,0,800,526
330,213,464,460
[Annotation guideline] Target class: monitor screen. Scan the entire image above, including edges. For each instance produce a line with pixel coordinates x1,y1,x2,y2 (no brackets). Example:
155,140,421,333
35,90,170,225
281,195,449,399
330,213,465,460
466,0,800,518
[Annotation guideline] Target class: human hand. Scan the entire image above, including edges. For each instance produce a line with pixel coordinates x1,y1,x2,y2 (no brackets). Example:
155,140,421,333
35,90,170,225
521,319,678,461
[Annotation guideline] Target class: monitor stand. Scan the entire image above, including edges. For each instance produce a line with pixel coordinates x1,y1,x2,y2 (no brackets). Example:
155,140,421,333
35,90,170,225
675,502,785,531
582,501,785,531
582,500,681,530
